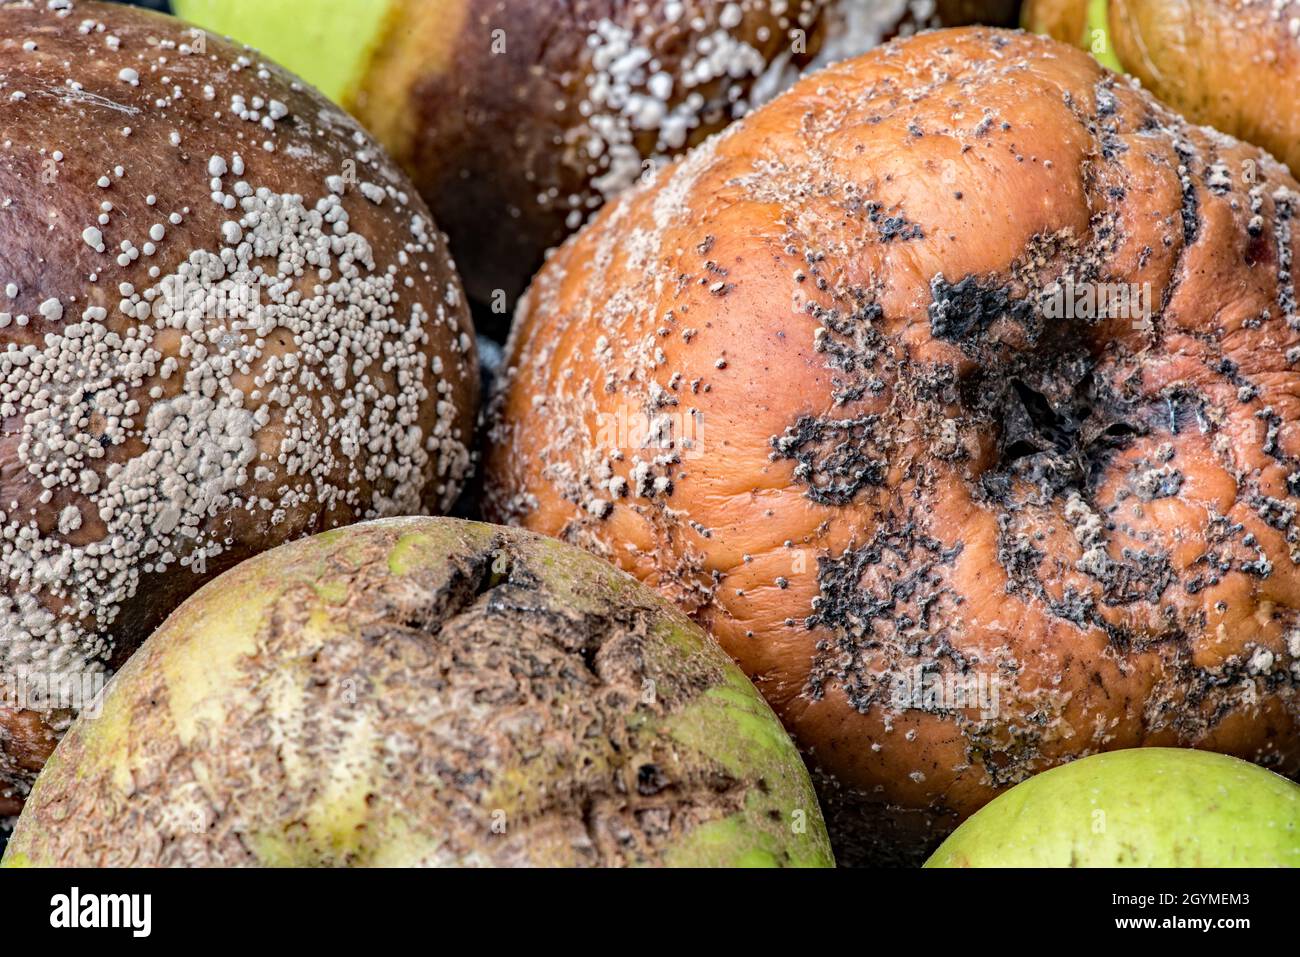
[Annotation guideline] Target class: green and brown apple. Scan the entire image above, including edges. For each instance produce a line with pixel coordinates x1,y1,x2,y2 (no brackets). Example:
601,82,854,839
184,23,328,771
3,518,833,867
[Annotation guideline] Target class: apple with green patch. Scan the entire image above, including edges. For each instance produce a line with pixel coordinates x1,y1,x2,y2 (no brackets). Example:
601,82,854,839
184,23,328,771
1021,0,1124,71
3,517,833,867
926,749,1300,867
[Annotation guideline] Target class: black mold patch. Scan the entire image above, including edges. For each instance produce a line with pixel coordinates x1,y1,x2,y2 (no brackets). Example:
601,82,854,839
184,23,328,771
927,273,1033,342
771,415,889,506
1093,78,1127,161
803,515,965,714
867,201,924,243
1173,140,1201,250
1276,196,1295,329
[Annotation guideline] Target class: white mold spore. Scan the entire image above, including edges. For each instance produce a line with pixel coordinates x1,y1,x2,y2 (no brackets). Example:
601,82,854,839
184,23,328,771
0,163,462,681
565,0,929,216
0,0,475,721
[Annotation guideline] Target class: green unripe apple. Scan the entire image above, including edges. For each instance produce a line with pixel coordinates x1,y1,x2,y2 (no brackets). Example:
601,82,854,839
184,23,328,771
926,749,1300,867
172,0,393,106
1082,0,1125,72
1020,0,1124,72
3,518,833,868
1019,0,1123,71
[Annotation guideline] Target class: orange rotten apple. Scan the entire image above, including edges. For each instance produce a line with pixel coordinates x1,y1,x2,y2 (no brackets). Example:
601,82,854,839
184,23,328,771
485,27,1300,863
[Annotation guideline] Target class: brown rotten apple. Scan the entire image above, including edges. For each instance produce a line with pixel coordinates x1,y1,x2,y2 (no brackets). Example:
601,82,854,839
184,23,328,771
486,27,1300,864
0,0,478,814
174,0,1020,311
